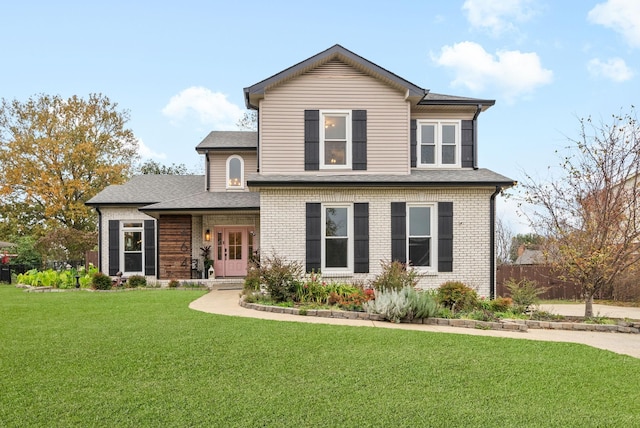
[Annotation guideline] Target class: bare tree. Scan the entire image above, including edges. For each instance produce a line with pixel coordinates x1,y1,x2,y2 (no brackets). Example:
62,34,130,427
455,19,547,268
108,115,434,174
520,107,640,317
495,217,513,265
236,111,257,131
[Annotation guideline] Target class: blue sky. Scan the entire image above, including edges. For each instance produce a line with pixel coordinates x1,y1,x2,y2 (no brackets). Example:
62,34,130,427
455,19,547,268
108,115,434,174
2,0,638,234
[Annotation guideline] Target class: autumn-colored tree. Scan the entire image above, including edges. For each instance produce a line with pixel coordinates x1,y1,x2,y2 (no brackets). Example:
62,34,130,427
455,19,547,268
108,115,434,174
520,108,640,316
0,93,139,260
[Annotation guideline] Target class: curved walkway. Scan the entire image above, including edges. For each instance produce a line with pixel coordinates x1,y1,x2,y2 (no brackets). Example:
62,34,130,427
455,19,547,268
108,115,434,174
190,288,640,359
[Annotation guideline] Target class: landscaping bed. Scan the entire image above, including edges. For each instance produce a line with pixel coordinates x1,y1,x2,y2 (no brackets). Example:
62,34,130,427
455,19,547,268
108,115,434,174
239,297,640,333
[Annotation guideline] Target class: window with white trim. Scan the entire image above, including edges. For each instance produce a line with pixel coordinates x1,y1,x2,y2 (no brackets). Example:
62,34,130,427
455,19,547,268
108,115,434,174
407,204,436,268
226,155,244,189
322,204,353,272
321,111,351,169
417,121,460,167
121,222,144,274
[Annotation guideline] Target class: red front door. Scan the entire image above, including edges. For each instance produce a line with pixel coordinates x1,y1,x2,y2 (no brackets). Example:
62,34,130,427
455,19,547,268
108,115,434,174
213,227,250,277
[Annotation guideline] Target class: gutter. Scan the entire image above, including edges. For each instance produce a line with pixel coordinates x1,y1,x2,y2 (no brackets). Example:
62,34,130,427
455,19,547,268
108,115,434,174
473,104,482,170
489,186,501,299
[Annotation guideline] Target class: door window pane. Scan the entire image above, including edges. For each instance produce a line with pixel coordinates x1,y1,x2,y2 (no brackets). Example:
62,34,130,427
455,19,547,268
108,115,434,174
124,231,142,251
124,253,143,272
228,231,242,260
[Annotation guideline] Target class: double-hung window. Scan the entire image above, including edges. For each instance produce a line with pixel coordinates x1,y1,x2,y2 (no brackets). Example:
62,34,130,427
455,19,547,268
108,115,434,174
418,121,460,167
322,204,352,272
407,204,436,268
320,111,351,169
121,222,144,274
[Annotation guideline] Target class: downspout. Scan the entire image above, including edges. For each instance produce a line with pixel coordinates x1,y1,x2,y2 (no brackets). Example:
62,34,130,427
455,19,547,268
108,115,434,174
95,207,103,272
489,186,502,299
205,152,210,191
472,104,482,170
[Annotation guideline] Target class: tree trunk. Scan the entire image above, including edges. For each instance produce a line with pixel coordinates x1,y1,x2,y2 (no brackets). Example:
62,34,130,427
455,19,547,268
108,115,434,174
584,293,594,318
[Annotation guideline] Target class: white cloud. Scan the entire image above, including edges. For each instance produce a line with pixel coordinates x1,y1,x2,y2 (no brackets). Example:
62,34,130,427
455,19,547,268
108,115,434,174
588,0,640,48
162,86,244,129
137,138,167,160
462,0,537,36
587,57,634,82
431,42,553,102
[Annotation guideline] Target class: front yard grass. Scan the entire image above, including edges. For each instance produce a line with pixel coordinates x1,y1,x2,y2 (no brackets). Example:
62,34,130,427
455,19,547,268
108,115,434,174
1,285,639,427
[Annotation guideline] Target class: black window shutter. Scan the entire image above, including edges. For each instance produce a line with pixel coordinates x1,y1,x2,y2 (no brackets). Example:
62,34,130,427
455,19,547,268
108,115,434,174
438,202,454,272
144,220,156,276
410,119,417,168
352,110,367,170
304,110,319,171
461,120,474,168
108,220,119,275
306,203,321,272
391,202,406,263
353,203,369,273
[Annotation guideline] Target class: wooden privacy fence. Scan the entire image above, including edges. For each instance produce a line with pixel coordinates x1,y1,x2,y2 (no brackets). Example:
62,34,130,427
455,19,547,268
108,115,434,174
496,265,584,301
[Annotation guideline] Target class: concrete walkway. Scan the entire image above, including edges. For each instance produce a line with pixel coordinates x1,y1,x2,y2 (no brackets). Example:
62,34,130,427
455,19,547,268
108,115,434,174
189,288,640,359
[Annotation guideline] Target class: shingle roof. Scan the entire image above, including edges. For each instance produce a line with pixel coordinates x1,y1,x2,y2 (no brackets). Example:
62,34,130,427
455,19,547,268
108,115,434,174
141,191,259,211
246,168,515,188
86,174,260,211
418,92,495,107
196,131,257,152
86,175,204,205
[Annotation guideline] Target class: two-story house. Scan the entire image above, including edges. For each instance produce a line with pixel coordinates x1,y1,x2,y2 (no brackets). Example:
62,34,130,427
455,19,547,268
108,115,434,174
87,45,515,297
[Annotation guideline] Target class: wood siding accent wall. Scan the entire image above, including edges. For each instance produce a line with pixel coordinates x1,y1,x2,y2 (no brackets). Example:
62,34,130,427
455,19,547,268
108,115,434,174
208,152,257,192
158,215,192,279
260,59,409,175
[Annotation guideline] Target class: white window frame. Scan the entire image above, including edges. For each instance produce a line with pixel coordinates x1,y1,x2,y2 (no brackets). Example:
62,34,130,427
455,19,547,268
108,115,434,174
406,204,437,271
417,120,461,168
120,221,144,276
321,203,353,274
320,110,352,170
226,155,245,189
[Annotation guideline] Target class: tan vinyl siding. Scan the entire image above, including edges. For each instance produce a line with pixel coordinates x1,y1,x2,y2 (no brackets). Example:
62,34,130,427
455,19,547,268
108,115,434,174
260,59,410,175
208,152,257,192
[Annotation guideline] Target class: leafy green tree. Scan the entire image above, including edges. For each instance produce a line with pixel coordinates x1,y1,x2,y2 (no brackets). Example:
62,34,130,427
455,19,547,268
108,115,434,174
0,93,138,260
520,107,640,317
7,236,42,269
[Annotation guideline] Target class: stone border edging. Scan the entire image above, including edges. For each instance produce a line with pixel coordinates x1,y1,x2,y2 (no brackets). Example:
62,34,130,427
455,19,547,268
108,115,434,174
239,299,640,334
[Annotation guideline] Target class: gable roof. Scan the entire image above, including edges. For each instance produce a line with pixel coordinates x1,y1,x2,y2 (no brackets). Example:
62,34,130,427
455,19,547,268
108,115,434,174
196,131,257,153
244,44,495,110
244,44,427,109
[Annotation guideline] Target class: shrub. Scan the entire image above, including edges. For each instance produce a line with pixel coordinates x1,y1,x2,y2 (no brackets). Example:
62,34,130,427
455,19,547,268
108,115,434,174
243,264,261,293
370,260,421,291
505,278,546,313
168,279,180,288
127,275,146,288
364,286,439,322
259,253,303,302
436,281,478,312
92,272,112,290
490,296,512,312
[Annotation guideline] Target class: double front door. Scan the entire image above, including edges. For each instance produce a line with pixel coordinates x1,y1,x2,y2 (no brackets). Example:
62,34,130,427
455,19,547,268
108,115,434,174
213,227,253,277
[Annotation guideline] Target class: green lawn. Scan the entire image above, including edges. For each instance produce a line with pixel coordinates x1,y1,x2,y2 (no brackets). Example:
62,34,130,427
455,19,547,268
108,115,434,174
1,285,639,427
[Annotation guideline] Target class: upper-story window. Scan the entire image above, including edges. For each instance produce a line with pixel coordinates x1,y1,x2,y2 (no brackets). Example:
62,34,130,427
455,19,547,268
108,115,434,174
226,155,244,189
417,120,460,167
321,111,351,169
